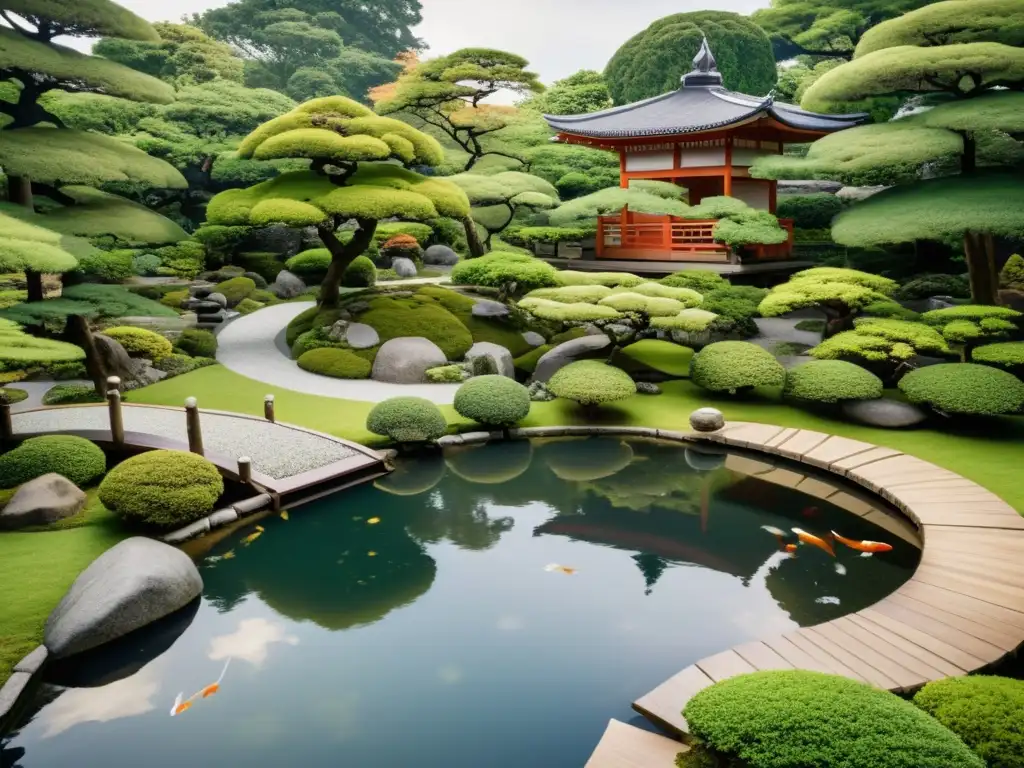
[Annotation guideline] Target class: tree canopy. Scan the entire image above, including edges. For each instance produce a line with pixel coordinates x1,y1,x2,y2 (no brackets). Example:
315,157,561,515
448,171,559,246
0,210,79,275
759,267,897,336
855,0,1024,56
604,11,776,104
526,70,612,116
0,0,158,42
547,186,689,230
93,22,245,85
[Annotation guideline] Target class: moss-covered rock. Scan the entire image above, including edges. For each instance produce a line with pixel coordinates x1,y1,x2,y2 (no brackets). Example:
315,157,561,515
360,296,472,359
620,339,694,377
297,347,372,379
212,276,256,306
102,326,173,360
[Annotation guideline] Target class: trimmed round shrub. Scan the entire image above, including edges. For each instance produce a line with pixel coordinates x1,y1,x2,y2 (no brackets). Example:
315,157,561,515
235,298,264,315
0,435,106,489
213,276,256,306
895,273,971,301
341,255,377,288
660,270,728,293
102,327,173,360
42,384,104,406
784,360,883,404
547,360,636,407
973,342,1024,375
454,376,531,428
913,675,1024,768
684,670,985,768
99,449,224,528
297,347,372,379
690,341,785,394
900,363,1024,415
285,248,331,279
176,328,217,358
451,252,559,291
366,397,448,443
620,339,694,377
776,193,843,229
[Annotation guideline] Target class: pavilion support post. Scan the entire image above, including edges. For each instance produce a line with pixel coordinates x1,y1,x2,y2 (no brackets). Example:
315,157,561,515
723,138,733,197
619,151,628,188
185,397,204,456
106,377,124,447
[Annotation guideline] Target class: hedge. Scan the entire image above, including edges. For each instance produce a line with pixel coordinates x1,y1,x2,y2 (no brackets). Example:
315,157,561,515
899,363,1024,415
176,328,217,358
450,251,559,291
341,255,377,288
913,676,1024,768
683,671,985,768
366,397,448,443
213,276,256,306
895,273,971,301
297,347,372,379
555,270,643,288
776,193,843,229
453,375,531,427
620,339,694,377
690,341,785,393
972,342,1024,374
41,383,104,406
784,360,883,404
0,435,107,489
99,449,224,528
547,360,636,406
101,326,173,360
661,270,728,293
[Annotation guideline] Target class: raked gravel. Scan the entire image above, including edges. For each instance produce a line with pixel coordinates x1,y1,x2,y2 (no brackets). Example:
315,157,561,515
12,406,358,480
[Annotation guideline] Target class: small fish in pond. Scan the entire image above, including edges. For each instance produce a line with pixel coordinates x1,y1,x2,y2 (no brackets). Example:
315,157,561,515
544,563,577,575
792,528,835,557
834,563,847,576
241,526,264,546
831,531,893,554
222,551,235,560
170,693,194,716
784,544,798,553
280,511,289,521
802,506,819,518
367,517,381,525
815,596,841,605
199,659,231,699
368,551,377,557
761,525,787,537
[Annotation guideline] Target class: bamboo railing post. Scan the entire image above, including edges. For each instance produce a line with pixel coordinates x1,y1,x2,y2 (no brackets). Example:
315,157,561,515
0,402,12,445
237,456,252,484
107,376,124,447
185,397,204,456
264,394,276,423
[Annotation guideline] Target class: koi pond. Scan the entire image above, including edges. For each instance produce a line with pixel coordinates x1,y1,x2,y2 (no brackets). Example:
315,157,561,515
4,437,921,767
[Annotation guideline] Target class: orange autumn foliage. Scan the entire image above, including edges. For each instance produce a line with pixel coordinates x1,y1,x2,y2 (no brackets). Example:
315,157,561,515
369,50,420,105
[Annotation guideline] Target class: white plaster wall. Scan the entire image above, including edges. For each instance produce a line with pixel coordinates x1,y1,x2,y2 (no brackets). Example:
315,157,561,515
625,150,674,171
732,148,773,167
679,147,726,167
731,179,771,210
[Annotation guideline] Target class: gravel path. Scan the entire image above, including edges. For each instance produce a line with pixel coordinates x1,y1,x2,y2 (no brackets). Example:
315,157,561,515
12,405,360,480
216,301,461,405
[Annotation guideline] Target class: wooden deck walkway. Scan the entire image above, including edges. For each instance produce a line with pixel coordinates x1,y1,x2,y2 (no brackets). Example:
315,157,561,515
631,422,1024,738
585,720,686,767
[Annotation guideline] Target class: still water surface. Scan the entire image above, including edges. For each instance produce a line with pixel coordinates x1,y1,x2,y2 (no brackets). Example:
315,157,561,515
4,437,920,768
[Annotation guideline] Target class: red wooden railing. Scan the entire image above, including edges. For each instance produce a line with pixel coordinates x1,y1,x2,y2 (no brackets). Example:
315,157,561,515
595,210,794,262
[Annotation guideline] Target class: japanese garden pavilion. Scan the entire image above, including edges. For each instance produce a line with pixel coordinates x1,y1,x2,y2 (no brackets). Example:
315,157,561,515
544,39,866,267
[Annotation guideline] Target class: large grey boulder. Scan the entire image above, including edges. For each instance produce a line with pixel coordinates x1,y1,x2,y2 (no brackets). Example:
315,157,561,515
465,341,515,378
391,257,417,278
471,299,510,319
533,335,612,383
44,537,203,659
270,269,306,299
371,337,447,383
0,474,85,530
424,244,459,266
836,185,888,202
241,224,304,257
346,322,380,350
522,331,545,348
93,333,137,383
841,398,929,429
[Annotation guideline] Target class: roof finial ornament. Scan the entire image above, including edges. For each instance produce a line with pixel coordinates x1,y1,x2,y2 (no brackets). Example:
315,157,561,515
693,36,717,73
681,36,724,88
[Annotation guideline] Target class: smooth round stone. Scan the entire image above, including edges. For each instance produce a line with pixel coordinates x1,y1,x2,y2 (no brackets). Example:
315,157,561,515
521,331,545,348
689,407,725,432
205,292,228,308
841,398,928,429
471,299,510,319
684,447,726,471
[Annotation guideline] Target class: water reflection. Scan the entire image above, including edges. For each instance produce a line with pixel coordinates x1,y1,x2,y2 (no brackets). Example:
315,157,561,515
207,618,298,667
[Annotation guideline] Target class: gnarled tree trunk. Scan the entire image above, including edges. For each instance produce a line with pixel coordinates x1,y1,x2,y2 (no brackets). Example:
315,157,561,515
463,215,486,258
317,219,378,308
963,231,999,306
63,314,108,395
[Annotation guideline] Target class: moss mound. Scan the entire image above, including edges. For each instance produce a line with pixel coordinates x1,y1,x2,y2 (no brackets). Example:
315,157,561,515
360,296,472,359
102,326,173,360
453,375,531,427
514,344,552,373
297,347,372,379
620,339,694,377
176,328,217,358
0,435,106,489
899,363,1024,415
973,342,1024,374
213,276,256,306
784,360,884,404
366,397,448,443
684,670,985,768
99,449,224,528
691,341,785,394
914,675,1024,768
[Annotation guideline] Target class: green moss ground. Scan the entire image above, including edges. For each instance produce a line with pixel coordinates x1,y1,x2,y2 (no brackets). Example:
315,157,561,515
2,363,1021,688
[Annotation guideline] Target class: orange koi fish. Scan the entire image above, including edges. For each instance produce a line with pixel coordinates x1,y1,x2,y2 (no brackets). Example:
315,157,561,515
784,544,798,553
831,531,893,554
170,693,194,716
241,526,264,546
199,659,231,699
544,563,577,575
792,528,835,557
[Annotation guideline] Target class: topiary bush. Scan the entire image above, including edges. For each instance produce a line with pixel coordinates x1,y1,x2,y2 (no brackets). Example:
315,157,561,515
0,435,106,489
619,339,694,377
999,254,1024,289
895,273,971,301
913,675,1024,768
517,297,623,322
379,234,423,266
972,342,1024,376
547,360,636,407
132,253,162,276
450,251,559,292
213,276,256,307
154,354,215,377
74,249,134,283
366,397,448,443
426,364,468,383
297,347,372,379
690,341,785,394
341,255,377,288
285,248,332,280
701,285,766,338
99,449,224,528
784,360,884,404
776,193,844,229
453,375,531,428
921,305,1022,357
176,329,218,359
41,384,104,406
102,326,173,360
899,363,1024,415
555,270,643,288
598,292,688,316
661,270,728,293
683,670,985,768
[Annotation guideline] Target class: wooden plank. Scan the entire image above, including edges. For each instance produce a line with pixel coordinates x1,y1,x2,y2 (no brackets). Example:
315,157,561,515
924,542,1024,564
844,614,965,677
802,436,876,468
830,447,903,471
696,649,757,682
772,430,831,459
884,592,1021,652
794,627,898,688
761,635,838,675
868,600,1005,665
585,720,685,768
856,608,987,672
809,621,926,690
831,616,949,680
913,565,1024,607
919,552,1024,589
919,513,1024,530
897,581,1024,632
781,631,867,681
632,665,714,736
733,641,793,671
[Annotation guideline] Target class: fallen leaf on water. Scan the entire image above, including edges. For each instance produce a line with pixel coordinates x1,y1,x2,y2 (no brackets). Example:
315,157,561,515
544,563,577,575
280,511,289,521
368,551,377,557
367,517,381,525
222,551,235,560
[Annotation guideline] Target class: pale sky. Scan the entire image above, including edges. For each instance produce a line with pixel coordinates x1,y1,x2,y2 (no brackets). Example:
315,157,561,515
94,0,768,85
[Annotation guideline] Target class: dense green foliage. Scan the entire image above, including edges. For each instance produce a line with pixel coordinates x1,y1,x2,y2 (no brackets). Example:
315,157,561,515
1001,254,1024,289
555,271,643,288
547,187,688,230
913,675,1024,768
40,383,103,406
777,194,844,229
213,276,256,306
605,11,776,103
895,274,971,301
683,670,985,768
0,210,79,275
297,347,372,379
856,0,1024,56
619,339,694,377
175,329,217,359
899,363,1024,415
811,317,949,365
760,268,896,328
547,360,636,407
784,360,883,403
102,326,173,360
0,435,106,489
366,396,448,443
972,342,1024,375
361,296,472,359
451,251,558,291
525,70,612,115
691,341,785,393
921,305,1021,353
99,449,224,528
453,375,531,427
661,270,728,293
